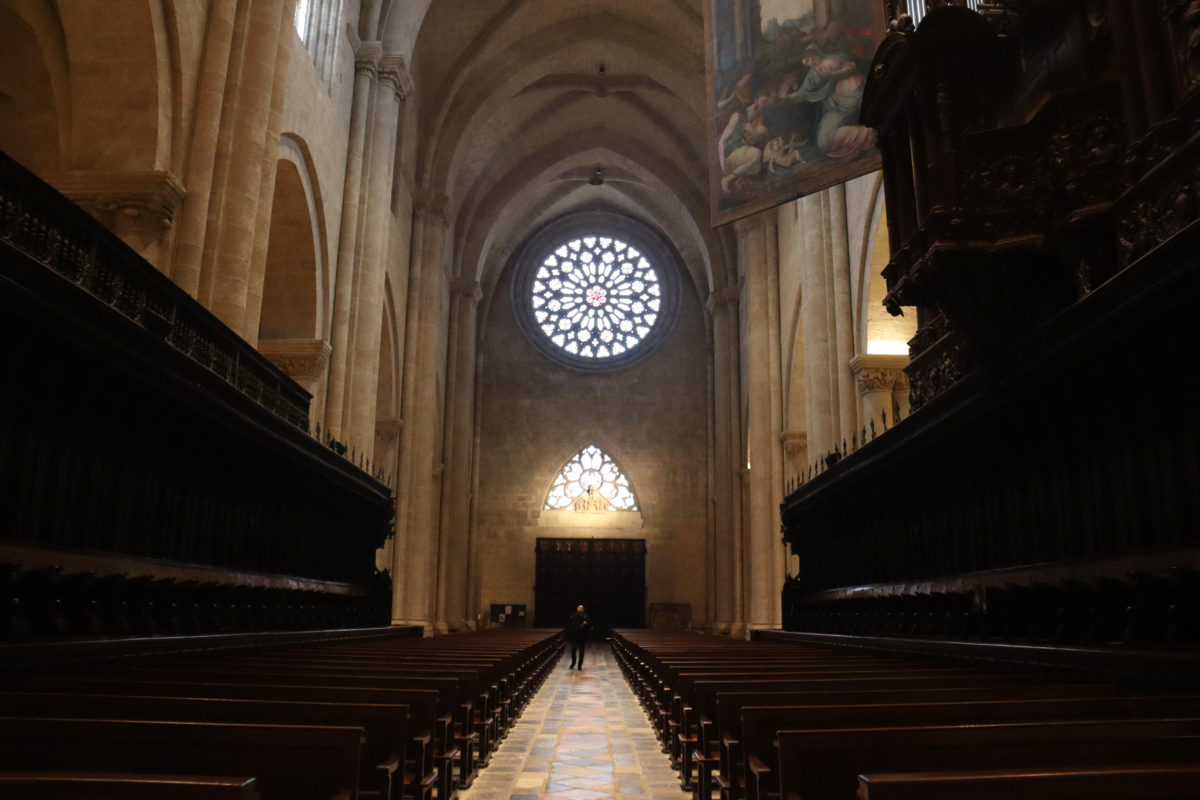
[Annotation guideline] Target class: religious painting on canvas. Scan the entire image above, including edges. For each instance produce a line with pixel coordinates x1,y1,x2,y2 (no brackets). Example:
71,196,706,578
705,0,884,226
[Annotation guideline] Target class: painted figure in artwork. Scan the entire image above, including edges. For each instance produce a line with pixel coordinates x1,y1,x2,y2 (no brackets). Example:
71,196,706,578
787,44,876,159
707,0,883,220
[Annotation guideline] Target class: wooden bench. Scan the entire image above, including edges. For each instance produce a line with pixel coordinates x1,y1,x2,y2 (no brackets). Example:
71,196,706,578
0,691,416,800
675,672,1043,791
0,771,260,800
774,718,1200,800
696,683,1116,800
741,695,1200,800
0,717,362,800
114,664,473,785
857,764,1200,800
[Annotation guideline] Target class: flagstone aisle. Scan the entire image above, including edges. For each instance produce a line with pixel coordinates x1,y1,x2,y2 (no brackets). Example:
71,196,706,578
458,644,692,800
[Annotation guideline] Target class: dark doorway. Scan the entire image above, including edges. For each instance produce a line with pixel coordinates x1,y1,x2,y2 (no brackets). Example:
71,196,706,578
534,537,646,636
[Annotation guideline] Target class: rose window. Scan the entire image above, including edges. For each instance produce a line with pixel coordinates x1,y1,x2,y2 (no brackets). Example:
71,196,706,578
529,236,662,360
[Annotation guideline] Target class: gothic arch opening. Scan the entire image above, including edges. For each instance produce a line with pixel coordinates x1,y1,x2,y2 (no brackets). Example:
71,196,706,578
0,4,65,178
258,156,321,342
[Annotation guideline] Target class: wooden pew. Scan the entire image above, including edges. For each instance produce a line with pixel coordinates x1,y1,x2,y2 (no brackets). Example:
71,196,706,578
0,717,362,800
0,692,414,800
697,683,1117,800
741,695,1200,800
114,665,473,784
674,672,1044,789
773,718,1200,800
857,764,1200,800
0,772,261,800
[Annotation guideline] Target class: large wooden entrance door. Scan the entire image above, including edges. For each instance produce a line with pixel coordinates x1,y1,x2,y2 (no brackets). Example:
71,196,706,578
534,538,646,635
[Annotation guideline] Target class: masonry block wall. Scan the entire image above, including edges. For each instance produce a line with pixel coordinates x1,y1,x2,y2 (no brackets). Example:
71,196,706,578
474,258,711,629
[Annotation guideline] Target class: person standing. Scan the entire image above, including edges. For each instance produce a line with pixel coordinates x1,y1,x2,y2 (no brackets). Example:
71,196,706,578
567,604,590,670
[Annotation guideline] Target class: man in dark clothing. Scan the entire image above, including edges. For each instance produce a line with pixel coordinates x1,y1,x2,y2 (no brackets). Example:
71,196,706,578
567,604,590,670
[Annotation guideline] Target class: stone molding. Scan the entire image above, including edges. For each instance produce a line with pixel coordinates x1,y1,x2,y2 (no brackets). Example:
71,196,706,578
257,338,332,382
849,353,909,394
53,170,185,242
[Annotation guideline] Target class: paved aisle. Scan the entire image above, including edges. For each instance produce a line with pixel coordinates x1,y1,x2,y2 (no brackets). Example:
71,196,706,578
458,644,692,800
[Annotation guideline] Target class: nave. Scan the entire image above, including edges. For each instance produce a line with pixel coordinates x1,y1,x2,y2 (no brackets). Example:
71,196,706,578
460,647,689,800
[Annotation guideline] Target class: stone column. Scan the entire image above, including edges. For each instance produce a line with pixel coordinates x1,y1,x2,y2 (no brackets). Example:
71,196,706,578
735,211,785,632
172,0,238,296
202,0,289,335
829,185,858,447
344,56,410,460
393,193,450,633
799,193,834,457
323,40,381,443
435,277,481,634
707,285,741,635
258,338,332,428
849,353,908,432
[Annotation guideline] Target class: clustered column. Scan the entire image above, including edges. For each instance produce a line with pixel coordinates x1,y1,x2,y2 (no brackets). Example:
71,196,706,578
435,276,482,633
324,42,413,456
735,212,786,633
707,284,742,636
393,193,451,632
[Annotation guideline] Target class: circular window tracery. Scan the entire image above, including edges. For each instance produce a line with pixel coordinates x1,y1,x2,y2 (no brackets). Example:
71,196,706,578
512,212,682,371
530,236,663,360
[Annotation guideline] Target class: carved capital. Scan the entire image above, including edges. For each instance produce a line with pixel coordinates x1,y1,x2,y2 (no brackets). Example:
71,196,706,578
257,338,332,381
354,40,383,77
706,284,741,313
377,55,414,101
780,430,808,459
414,191,450,230
375,417,402,444
53,170,185,247
849,353,909,394
450,276,482,302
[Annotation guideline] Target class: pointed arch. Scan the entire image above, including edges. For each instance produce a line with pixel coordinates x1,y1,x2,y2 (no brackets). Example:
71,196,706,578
544,444,640,512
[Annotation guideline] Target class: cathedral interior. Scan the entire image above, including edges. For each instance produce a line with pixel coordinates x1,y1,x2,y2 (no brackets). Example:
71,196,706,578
1,0,1200,796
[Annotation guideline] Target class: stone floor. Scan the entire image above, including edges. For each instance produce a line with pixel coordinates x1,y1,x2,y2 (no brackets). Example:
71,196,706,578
458,643,691,800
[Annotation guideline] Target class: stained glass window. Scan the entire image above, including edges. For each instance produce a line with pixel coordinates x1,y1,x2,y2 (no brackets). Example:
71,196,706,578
293,0,311,41
530,236,662,361
545,445,639,511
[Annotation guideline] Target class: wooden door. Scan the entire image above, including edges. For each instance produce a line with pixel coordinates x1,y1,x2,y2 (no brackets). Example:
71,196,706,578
534,538,646,635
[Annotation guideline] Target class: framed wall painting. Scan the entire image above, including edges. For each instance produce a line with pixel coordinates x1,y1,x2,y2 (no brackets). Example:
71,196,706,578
704,0,887,227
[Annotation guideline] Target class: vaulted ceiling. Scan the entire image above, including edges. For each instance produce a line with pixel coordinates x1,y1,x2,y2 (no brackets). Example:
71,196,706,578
397,0,732,301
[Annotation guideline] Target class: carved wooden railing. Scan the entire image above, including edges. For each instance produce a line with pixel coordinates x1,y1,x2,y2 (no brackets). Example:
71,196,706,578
0,151,310,430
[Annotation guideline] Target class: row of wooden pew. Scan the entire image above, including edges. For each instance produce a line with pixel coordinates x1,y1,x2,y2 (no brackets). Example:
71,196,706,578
0,627,563,800
611,629,1200,800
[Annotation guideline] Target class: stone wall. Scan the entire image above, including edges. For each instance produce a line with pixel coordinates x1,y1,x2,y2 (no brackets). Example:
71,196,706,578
473,250,711,629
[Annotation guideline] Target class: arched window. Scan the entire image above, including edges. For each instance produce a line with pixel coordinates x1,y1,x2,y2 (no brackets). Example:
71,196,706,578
293,0,311,41
545,445,639,511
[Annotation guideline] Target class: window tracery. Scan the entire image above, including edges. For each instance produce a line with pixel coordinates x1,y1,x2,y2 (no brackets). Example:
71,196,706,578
545,445,639,512
530,236,662,361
